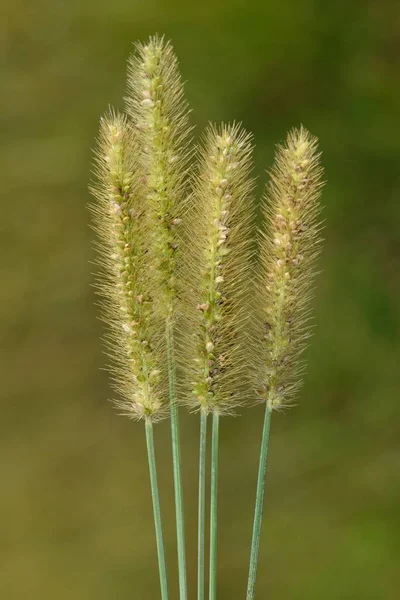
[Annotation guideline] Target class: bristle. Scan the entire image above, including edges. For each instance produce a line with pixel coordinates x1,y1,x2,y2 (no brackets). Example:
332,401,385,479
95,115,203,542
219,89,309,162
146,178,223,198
89,110,167,422
256,126,324,410
125,35,193,319
180,123,256,414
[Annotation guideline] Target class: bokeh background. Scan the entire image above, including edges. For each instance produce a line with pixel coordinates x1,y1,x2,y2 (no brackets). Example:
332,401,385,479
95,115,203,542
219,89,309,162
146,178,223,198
2,1,400,598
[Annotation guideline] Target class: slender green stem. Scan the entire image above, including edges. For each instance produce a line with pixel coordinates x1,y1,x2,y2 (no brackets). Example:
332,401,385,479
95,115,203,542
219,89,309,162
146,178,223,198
145,419,169,600
246,404,272,600
198,409,208,600
166,321,187,600
209,412,219,600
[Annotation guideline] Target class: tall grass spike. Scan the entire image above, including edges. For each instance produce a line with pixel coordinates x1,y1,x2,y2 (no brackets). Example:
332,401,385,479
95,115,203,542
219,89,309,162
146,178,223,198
90,110,167,422
125,35,193,320
182,124,256,414
256,126,324,411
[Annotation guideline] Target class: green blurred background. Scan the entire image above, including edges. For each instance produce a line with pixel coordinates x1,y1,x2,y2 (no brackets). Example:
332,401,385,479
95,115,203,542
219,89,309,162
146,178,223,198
2,1,400,598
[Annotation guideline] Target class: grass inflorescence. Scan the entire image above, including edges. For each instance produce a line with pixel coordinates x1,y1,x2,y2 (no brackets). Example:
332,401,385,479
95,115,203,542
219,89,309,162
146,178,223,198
255,127,324,411
90,110,167,422
125,35,193,600
126,35,193,320
90,35,324,600
181,123,256,416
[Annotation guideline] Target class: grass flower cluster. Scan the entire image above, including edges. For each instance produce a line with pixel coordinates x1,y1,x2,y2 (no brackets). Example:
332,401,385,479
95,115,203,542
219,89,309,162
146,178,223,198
90,111,167,422
90,35,324,600
256,127,323,411
183,124,255,415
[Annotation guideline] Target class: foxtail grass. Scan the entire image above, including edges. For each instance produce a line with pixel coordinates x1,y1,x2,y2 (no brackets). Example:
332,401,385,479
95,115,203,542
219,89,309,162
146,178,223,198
125,36,193,600
90,110,169,599
181,124,255,415
90,36,325,600
246,127,324,600
90,110,168,421
180,124,255,600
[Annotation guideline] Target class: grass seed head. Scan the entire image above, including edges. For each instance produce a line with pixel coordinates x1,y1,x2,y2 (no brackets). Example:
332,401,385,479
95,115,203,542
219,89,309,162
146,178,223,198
89,110,168,422
125,35,193,320
256,126,324,411
180,123,256,415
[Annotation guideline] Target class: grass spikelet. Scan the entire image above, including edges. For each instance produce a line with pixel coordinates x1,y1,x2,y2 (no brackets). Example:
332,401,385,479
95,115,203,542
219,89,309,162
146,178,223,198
90,110,167,422
125,35,193,319
256,126,324,411
182,123,256,415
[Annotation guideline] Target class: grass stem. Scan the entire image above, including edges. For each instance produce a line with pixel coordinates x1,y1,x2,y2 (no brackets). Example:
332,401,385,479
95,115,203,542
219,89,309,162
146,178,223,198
209,412,220,600
198,409,208,600
166,321,187,600
246,405,272,600
145,419,169,600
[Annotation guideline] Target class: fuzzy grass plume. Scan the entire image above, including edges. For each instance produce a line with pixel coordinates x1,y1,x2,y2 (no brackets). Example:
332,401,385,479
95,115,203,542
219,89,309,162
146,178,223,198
90,109,170,600
89,34,326,600
180,123,255,600
182,124,255,415
125,35,192,319
125,35,192,600
246,127,324,600
90,110,167,422
256,126,324,411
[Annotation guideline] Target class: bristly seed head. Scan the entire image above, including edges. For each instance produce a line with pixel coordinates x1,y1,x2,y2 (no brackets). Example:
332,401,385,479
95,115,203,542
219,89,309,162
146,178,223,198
125,35,193,320
90,37,325,426
255,126,324,411
89,110,167,422
181,123,256,415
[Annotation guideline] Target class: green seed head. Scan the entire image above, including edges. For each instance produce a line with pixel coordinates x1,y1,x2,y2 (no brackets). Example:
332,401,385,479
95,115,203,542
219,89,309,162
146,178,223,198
181,123,256,415
90,110,168,422
256,126,324,411
125,35,193,320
